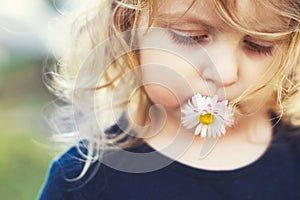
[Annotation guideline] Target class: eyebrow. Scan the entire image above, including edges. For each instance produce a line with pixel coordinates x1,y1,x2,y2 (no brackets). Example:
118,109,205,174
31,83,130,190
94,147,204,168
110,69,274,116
155,12,228,33
155,11,290,35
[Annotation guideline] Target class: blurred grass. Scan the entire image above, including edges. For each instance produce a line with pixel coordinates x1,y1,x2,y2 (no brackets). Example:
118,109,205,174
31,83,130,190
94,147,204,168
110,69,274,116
0,57,61,200
0,119,53,200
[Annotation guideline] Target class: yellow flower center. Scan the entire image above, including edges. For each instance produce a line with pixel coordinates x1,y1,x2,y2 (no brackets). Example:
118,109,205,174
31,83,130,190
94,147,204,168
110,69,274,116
199,113,214,125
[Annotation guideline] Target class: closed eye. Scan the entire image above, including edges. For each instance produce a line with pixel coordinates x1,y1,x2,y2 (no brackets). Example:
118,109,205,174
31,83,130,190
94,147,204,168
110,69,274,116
243,39,274,56
168,29,210,46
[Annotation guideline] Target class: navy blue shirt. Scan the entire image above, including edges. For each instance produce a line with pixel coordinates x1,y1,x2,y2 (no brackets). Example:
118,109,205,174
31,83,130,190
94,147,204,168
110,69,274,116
39,120,300,200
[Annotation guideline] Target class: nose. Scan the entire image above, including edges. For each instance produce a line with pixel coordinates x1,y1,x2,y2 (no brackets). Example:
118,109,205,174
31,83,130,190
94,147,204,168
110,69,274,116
202,40,239,87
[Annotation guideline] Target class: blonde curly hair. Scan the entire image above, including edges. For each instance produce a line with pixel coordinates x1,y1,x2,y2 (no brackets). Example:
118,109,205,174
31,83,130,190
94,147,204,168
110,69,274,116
45,0,300,179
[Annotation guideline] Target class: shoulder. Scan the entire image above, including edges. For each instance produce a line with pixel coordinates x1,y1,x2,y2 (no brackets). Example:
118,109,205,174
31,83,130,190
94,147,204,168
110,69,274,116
273,120,300,160
38,144,106,200
284,124,300,153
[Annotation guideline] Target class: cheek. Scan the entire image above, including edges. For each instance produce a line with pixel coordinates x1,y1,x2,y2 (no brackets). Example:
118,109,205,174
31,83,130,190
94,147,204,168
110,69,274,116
143,84,181,110
243,53,278,82
141,64,194,110
237,84,275,115
139,50,197,110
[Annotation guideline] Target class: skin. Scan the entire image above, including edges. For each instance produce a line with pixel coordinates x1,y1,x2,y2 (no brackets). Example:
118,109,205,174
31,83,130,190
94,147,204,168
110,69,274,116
136,0,285,170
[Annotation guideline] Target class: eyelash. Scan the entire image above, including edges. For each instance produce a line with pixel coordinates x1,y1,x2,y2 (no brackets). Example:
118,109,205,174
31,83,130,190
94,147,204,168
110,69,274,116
243,40,273,56
169,30,208,46
168,30,274,56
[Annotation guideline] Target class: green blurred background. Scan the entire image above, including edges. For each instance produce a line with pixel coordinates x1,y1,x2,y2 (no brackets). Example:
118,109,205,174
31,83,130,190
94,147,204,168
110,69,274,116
0,1,67,199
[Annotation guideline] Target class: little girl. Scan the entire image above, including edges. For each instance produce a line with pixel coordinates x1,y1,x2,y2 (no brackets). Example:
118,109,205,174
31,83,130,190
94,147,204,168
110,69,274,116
39,0,300,199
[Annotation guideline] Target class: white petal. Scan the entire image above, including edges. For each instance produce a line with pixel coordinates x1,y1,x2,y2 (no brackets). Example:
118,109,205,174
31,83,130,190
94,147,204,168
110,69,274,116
207,126,212,138
195,124,202,135
211,125,217,138
211,95,218,106
220,125,226,134
186,120,199,129
182,114,199,129
201,125,208,138
181,93,234,138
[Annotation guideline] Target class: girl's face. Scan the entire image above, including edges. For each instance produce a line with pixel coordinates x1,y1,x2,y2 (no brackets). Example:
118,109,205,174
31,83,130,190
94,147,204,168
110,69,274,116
137,0,285,116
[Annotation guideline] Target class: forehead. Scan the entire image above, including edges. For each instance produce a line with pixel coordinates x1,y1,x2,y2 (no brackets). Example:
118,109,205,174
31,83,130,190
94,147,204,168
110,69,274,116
155,0,288,33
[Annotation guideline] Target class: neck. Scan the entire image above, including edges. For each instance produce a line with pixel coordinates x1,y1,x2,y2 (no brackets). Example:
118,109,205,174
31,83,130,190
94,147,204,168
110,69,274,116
143,108,273,170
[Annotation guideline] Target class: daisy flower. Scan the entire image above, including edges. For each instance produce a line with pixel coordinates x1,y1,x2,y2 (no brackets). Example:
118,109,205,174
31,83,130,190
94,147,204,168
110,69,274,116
181,94,234,138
